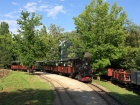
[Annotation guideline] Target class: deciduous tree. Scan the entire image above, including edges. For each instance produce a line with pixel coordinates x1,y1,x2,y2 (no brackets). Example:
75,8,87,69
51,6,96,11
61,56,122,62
74,0,127,71
16,11,42,67
0,21,9,35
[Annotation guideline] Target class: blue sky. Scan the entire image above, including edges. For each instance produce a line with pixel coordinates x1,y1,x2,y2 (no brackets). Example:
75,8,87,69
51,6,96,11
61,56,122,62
0,0,139,34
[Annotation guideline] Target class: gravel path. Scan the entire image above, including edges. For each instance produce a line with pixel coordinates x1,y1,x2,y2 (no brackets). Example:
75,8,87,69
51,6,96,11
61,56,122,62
43,73,108,105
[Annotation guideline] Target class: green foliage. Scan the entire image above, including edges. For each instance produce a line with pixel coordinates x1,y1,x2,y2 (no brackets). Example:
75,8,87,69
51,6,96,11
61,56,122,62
37,25,59,61
0,30,13,68
0,21,12,68
14,14,65,65
73,0,127,70
125,19,140,48
64,31,86,58
46,24,64,61
123,20,140,70
48,23,64,36
118,47,137,70
135,47,140,70
0,21,9,35
15,11,42,67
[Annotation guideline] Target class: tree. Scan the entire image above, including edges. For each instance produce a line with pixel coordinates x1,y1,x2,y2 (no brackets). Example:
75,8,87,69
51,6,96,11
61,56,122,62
64,31,85,58
0,21,9,35
124,20,140,70
125,19,140,48
136,47,140,69
16,11,42,67
48,24,64,36
0,22,12,68
0,34,13,68
73,0,127,71
47,24,64,61
36,25,53,61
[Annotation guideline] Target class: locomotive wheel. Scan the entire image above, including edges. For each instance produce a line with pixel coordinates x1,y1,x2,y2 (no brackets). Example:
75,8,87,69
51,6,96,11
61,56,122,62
59,72,62,75
78,74,82,81
70,74,76,79
89,80,92,83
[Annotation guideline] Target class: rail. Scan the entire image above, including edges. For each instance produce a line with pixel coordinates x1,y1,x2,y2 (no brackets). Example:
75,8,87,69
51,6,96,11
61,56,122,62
87,83,127,105
39,74,78,105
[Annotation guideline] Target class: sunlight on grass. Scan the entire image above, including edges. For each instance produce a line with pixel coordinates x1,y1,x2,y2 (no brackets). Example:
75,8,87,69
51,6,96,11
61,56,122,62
93,79,140,105
0,71,53,105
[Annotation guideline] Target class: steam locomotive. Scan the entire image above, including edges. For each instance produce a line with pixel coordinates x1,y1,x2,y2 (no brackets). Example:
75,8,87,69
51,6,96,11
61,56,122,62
11,52,93,83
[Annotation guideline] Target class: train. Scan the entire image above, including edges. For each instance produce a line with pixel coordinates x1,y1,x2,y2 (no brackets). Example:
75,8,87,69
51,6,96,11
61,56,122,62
11,52,93,83
10,55,140,90
11,61,28,71
105,68,140,91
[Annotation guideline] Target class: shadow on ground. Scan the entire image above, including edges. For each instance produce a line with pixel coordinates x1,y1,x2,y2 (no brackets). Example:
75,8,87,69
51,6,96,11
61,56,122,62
0,83,140,105
0,89,53,105
1,71,140,105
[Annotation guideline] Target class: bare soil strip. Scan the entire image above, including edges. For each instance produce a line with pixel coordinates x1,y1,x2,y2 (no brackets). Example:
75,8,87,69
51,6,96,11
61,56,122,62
0,69,10,78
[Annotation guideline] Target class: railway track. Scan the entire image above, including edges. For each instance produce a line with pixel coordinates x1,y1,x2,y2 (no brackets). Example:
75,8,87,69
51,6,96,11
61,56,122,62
39,74,78,105
36,72,126,105
87,83,127,105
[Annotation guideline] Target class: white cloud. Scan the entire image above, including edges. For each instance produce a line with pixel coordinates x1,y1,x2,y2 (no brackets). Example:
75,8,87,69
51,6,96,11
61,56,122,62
0,1,67,34
4,11,19,19
39,5,48,11
12,2,19,5
5,13,15,19
23,2,66,19
2,10,21,19
38,0,42,3
24,2,37,12
47,5,66,19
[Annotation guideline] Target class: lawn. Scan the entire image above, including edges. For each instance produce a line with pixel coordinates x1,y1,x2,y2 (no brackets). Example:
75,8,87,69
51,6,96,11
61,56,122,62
0,71,53,105
93,79,140,105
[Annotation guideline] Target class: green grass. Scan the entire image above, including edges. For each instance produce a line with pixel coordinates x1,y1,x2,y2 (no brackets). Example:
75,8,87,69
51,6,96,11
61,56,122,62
0,71,53,105
93,80,140,105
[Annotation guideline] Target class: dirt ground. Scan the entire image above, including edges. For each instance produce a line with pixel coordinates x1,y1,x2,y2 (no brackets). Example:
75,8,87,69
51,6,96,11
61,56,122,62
43,73,108,105
0,69,10,78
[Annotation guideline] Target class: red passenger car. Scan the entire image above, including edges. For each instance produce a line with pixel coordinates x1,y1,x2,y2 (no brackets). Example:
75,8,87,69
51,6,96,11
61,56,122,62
11,61,28,71
119,71,131,84
11,61,20,70
112,69,131,84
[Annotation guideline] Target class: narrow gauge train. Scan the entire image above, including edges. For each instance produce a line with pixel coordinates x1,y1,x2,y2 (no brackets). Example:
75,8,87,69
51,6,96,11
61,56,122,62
11,61,28,71
106,68,140,91
11,53,93,83
43,58,92,83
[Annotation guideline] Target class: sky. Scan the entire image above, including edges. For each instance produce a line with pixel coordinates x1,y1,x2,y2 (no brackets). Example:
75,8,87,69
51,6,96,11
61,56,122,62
0,0,139,34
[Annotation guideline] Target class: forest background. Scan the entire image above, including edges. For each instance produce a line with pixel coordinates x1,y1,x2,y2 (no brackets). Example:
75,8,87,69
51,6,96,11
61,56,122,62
1,0,140,74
